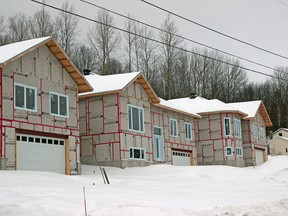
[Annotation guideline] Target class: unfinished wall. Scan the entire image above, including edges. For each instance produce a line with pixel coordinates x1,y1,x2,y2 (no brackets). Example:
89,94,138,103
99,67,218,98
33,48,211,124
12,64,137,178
269,138,288,155
0,45,80,174
151,105,197,165
196,113,245,167
242,111,267,166
80,80,154,168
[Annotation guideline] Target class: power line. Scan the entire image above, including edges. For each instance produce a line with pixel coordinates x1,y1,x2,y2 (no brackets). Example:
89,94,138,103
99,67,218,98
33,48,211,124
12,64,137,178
80,0,280,73
30,0,288,82
140,0,288,61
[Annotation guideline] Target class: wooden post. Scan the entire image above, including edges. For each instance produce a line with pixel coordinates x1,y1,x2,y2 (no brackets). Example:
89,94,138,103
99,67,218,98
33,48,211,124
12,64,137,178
65,137,70,175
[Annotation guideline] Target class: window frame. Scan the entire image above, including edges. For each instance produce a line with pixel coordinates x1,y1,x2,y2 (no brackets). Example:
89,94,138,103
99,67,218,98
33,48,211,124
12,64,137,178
14,83,37,112
185,122,192,140
169,118,178,137
234,118,242,138
127,104,145,133
259,127,265,140
129,147,146,160
235,147,243,157
225,147,233,156
223,117,232,136
49,91,69,118
253,125,258,138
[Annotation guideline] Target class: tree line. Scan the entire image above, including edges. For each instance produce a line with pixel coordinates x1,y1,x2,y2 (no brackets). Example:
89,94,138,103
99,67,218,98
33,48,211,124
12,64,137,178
0,1,287,132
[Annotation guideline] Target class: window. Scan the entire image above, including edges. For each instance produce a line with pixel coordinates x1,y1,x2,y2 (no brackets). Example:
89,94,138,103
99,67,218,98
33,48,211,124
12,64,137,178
236,147,243,157
14,83,37,112
253,125,258,138
185,122,192,140
259,127,265,140
128,104,144,132
224,117,231,136
286,148,288,153
234,118,241,138
129,147,146,160
279,133,282,137
49,92,69,117
169,118,178,137
225,147,233,156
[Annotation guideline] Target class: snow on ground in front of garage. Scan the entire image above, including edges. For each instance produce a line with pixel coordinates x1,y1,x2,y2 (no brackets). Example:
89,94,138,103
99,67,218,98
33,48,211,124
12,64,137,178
0,156,288,216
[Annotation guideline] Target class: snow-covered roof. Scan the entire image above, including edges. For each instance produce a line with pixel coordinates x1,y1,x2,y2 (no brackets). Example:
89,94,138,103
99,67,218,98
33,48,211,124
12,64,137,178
79,72,160,104
0,36,51,65
268,135,288,144
156,98,201,118
0,37,93,93
228,101,272,127
168,96,247,116
227,101,261,118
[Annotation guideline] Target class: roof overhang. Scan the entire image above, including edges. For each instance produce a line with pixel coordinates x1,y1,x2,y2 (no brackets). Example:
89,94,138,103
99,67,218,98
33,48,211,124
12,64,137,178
244,102,272,127
0,37,93,93
155,103,201,119
197,110,247,118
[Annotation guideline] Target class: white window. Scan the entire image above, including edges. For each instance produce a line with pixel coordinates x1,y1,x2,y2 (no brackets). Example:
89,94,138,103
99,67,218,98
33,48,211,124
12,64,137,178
225,147,233,156
236,147,243,157
14,83,37,112
128,104,144,132
185,122,192,140
49,92,69,117
224,117,231,136
259,127,265,140
253,125,258,138
129,147,146,160
234,118,241,138
170,118,178,137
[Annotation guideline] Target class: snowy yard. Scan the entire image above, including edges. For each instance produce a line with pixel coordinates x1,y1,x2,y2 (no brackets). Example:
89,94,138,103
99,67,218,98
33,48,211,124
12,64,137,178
1,156,288,216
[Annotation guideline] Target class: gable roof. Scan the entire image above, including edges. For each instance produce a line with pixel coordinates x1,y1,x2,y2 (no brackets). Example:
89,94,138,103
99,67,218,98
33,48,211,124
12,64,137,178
268,136,288,145
0,37,93,93
156,98,201,119
228,101,272,127
271,128,288,136
79,72,160,104
168,96,247,117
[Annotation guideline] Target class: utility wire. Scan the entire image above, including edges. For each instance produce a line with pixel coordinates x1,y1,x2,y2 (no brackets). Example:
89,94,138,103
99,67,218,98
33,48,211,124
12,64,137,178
140,0,288,61
30,0,288,82
80,0,280,73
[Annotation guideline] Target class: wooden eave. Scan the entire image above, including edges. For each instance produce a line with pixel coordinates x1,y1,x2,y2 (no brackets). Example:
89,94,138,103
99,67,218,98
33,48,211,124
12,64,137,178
45,39,93,93
198,110,248,118
127,73,160,104
155,103,201,119
78,90,122,99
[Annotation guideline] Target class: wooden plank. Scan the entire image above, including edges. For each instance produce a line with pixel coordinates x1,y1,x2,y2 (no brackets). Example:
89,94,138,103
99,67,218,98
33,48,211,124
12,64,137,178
65,138,70,175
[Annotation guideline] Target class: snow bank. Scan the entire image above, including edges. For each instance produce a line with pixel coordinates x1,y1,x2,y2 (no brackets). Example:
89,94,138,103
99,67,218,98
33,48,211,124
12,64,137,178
0,156,288,216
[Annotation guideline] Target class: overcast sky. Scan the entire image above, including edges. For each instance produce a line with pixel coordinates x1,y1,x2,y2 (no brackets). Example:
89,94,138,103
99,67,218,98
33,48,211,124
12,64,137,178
1,0,288,82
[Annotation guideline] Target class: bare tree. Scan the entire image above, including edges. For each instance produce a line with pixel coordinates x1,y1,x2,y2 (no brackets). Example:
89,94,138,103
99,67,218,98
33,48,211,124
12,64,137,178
54,1,79,56
160,15,183,99
29,1,54,38
0,16,9,45
88,9,121,75
123,15,135,72
7,13,30,42
138,26,159,82
71,43,97,74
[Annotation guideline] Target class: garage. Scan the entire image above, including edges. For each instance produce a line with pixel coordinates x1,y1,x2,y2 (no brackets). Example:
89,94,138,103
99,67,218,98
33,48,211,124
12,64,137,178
255,149,264,166
16,134,66,174
172,150,191,166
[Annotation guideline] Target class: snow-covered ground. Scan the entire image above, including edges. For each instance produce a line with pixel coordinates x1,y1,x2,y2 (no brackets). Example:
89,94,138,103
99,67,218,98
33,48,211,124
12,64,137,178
1,156,288,216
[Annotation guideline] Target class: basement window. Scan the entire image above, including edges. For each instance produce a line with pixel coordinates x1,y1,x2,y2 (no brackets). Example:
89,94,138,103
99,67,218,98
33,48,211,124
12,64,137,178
225,147,233,156
49,92,69,118
129,147,146,160
236,147,243,157
224,117,231,136
170,118,178,137
234,118,241,138
15,83,37,112
185,122,192,140
128,104,144,133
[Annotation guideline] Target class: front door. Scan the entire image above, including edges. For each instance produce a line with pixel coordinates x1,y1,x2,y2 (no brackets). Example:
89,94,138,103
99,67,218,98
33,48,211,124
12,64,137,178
153,127,164,161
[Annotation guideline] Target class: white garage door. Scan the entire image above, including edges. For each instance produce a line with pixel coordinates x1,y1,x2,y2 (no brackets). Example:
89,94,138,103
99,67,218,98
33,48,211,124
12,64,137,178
255,149,264,166
172,151,191,166
17,134,65,174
